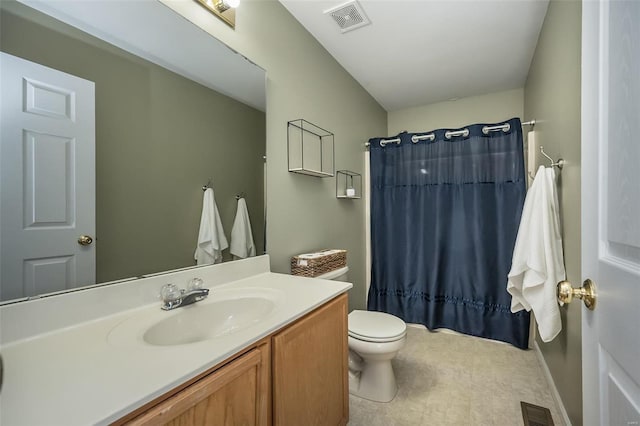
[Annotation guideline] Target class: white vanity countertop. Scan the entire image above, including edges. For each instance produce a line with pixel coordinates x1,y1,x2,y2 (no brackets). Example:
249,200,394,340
0,259,351,426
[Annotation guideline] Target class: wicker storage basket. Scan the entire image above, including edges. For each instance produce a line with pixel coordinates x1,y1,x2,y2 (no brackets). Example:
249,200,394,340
290,249,347,278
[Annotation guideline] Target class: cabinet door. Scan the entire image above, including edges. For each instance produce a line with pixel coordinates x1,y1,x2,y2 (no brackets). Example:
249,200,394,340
272,294,348,426
128,343,270,426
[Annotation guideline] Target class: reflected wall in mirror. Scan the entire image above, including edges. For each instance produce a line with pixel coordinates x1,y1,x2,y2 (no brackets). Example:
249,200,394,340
0,0,266,303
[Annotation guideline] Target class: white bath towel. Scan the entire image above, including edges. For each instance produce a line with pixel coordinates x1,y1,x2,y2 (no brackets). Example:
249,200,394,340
230,198,256,259
507,166,566,342
194,188,228,265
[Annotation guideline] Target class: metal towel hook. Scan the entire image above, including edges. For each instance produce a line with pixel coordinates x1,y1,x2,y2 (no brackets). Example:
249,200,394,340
539,146,565,169
202,178,213,191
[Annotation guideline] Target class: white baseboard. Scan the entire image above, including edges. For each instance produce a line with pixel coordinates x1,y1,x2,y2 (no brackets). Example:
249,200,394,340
533,341,572,426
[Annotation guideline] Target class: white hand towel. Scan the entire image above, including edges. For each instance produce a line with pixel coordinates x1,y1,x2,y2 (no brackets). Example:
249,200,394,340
230,198,256,259
507,166,566,342
194,188,228,265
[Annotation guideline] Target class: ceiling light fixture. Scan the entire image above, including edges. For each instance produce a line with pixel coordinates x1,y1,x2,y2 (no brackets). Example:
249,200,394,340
213,0,239,13
195,0,239,29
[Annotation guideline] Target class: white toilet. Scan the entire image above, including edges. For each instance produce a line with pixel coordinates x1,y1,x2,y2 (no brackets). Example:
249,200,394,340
316,267,407,403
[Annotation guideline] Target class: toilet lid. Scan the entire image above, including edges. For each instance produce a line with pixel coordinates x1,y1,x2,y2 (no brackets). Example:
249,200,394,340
348,310,406,342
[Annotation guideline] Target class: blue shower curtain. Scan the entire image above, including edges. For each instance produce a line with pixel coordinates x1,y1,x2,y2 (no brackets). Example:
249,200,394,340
367,117,530,349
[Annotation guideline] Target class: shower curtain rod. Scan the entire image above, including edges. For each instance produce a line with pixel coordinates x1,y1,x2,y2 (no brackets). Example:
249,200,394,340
364,119,536,147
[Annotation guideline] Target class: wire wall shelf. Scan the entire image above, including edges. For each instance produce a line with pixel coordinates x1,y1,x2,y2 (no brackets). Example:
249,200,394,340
287,119,335,177
336,170,361,199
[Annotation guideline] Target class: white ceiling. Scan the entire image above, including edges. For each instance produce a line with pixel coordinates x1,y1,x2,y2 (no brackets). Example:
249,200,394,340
279,0,549,111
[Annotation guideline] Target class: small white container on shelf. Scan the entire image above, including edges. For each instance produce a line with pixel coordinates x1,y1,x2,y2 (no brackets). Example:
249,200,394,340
336,170,362,199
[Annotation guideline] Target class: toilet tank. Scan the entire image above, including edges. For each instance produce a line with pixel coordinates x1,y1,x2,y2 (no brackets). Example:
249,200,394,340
315,266,349,281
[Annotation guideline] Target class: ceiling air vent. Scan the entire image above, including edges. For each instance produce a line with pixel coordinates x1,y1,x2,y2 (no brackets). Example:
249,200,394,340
324,1,371,34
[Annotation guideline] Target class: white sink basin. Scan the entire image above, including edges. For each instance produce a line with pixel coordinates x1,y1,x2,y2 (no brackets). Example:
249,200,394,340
144,296,275,345
108,287,284,347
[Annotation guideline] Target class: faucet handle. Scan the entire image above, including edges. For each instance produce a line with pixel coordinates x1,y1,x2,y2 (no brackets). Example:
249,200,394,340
160,283,182,302
187,277,204,291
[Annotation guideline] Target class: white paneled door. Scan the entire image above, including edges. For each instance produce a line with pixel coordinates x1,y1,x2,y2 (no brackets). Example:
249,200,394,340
582,2,640,425
0,52,95,302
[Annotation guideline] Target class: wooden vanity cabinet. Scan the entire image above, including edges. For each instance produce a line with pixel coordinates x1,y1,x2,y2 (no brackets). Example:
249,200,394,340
272,293,349,426
120,293,348,426
125,342,270,426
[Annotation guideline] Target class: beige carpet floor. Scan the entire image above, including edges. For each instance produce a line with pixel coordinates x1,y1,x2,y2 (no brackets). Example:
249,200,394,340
348,326,563,426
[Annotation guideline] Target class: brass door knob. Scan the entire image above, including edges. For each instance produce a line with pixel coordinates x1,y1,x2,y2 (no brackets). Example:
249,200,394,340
77,235,93,246
557,279,597,310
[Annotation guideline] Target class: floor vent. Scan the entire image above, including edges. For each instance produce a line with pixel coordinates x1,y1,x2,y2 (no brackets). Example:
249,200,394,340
521,401,555,426
324,1,371,33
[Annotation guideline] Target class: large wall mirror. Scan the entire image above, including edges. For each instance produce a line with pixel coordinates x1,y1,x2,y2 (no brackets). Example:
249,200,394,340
0,0,266,304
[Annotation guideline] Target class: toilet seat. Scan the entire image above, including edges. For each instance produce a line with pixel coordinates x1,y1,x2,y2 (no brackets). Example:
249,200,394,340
349,330,406,343
348,310,407,343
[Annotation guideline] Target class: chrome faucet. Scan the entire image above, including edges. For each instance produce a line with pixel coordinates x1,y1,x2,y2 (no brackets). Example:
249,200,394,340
160,279,209,311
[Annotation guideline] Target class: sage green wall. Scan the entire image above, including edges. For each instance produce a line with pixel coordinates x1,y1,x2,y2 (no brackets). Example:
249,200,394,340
1,4,265,284
388,88,524,135
168,0,388,311
524,1,582,424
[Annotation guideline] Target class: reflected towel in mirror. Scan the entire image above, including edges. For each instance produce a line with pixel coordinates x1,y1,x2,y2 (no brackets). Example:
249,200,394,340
230,198,256,259
195,188,228,265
